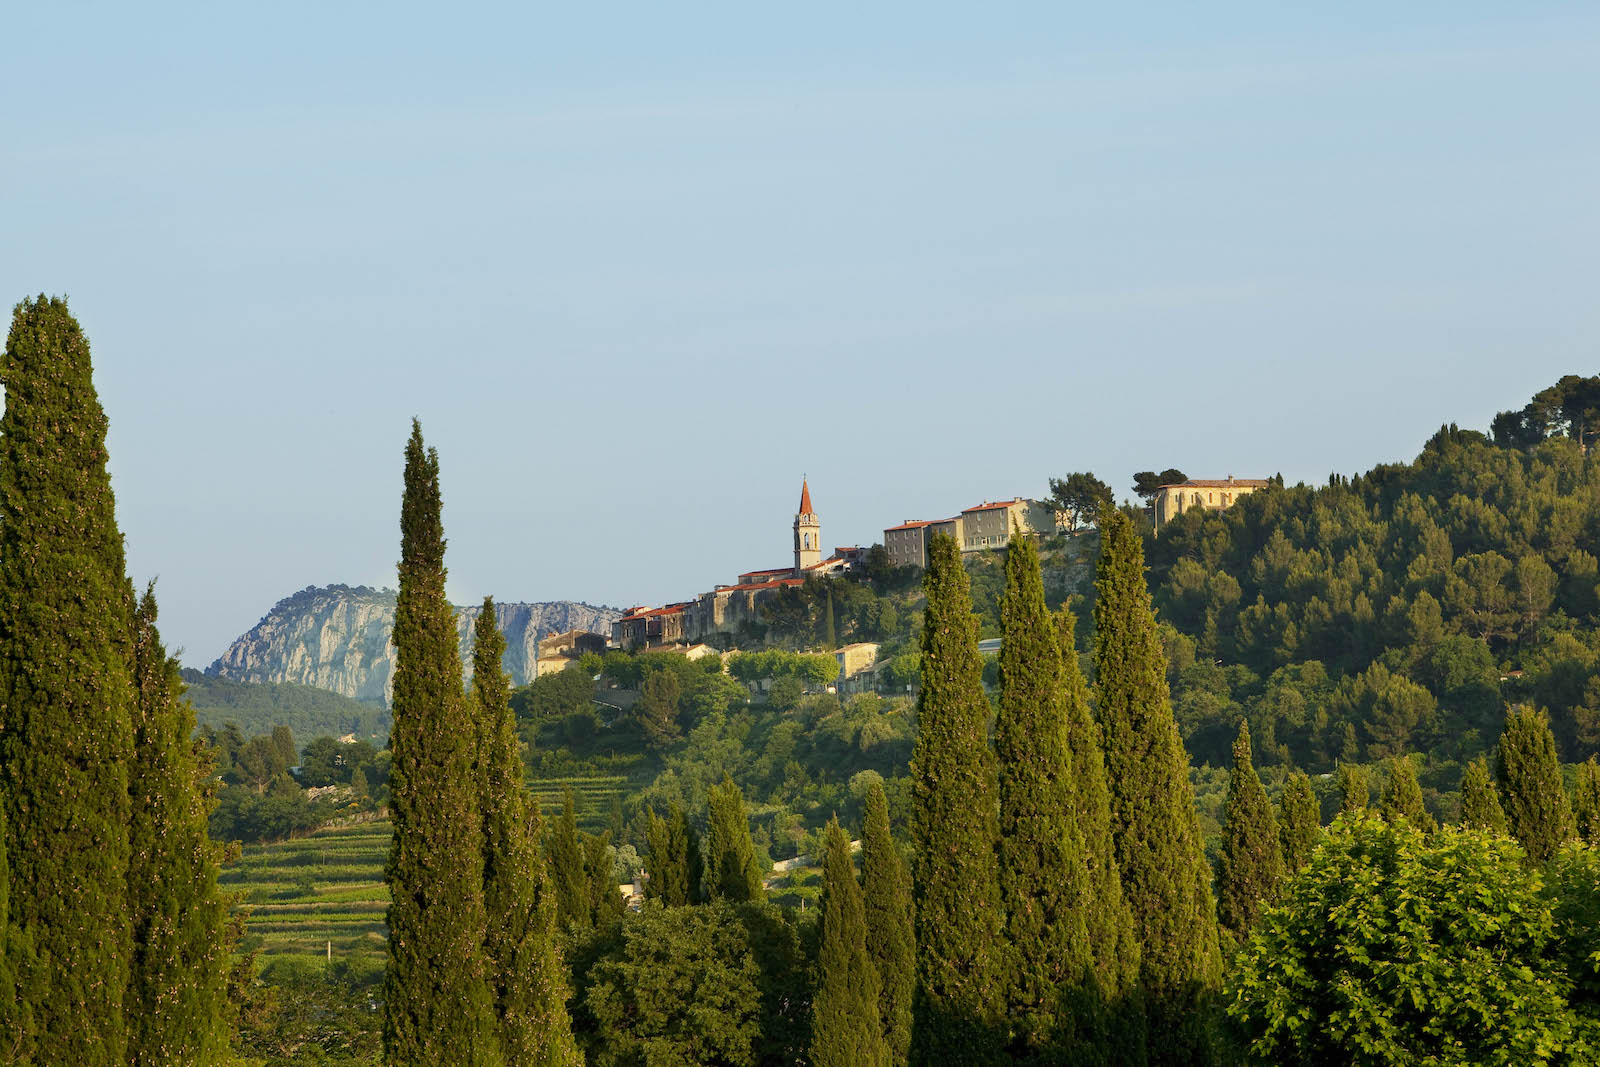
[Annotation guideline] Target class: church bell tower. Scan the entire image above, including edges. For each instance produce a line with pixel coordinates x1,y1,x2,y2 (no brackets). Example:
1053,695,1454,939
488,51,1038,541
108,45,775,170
793,478,821,575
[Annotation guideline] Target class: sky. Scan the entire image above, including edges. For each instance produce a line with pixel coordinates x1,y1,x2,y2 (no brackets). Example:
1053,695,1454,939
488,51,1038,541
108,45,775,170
3,3,1597,667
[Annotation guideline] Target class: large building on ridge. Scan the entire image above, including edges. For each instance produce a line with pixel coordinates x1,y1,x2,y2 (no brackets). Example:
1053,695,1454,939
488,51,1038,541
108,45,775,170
1152,477,1271,533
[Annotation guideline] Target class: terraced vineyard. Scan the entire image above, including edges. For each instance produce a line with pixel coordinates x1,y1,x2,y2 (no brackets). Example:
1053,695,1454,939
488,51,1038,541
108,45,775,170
222,775,633,984
222,819,391,985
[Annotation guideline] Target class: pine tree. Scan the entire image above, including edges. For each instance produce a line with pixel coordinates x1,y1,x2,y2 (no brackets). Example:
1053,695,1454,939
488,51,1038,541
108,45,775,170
811,817,889,1067
351,766,370,802
1338,763,1369,815
1277,772,1322,872
1092,511,1221,1061
637,670,683,750
384,421,501,1066
0,296,135,1063
547,788,589,930
1055,607,1142,1024
1380,755,1436,832
1460,757,1508,834
1575,758,1600,844
994,534,1091,1055
127,588,230,1065
1217,722,1283,943
1496,705,1572,864
861,779,914,1066
909,533,1005,1066
705,775,763,902
473,599,580,1066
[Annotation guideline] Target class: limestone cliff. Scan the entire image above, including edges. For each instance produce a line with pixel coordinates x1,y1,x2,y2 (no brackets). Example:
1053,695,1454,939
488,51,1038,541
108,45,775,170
207,584,621,704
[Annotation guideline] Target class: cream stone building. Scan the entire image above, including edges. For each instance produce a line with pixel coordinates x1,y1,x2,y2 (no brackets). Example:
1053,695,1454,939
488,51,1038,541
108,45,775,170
959,499,1056,551
1152,477,1271,533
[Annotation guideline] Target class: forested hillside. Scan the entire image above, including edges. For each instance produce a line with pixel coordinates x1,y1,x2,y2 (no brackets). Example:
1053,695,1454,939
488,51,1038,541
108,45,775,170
1146,383,1600,794
183,668,389,740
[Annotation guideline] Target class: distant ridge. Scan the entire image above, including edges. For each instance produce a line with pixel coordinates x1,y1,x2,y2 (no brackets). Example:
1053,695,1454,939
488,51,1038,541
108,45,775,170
207,584,621,705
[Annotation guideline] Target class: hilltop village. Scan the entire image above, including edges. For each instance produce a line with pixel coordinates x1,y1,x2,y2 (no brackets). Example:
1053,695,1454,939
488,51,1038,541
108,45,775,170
606,475,1268,662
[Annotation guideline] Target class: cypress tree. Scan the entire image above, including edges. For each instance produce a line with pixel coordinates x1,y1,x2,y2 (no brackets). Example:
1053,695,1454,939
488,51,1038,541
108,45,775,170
994,534,1091,1055
1092,511,1221,1059
270,725,297,771
1216,722,1283,944
585,830,625,926
645,802,697,907
547,788,589,930
1054,607,1142,1014
1277,772,1322,872
684,806,706,905
825,589,838,650
1460,757,1508,834
910,533,1005,1066
384,421,501,1066
811,817,889,1067
861,779,914,1066
473,599,580,1066
0,296,135,1063
1380,755,1435,832
705,775,763,902
0,788,38,1062
1574,758,1600,844
1338,763,1369,815
1496,705,1572,864
127,588,229,1065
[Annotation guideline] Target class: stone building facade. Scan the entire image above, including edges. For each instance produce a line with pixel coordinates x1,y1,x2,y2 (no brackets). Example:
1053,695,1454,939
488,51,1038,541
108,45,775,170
1152,477,1271,533
883,498,1053,568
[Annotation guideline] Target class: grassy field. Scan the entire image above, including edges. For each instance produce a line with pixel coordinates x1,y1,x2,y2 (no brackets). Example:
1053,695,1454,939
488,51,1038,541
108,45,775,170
221,774,633,984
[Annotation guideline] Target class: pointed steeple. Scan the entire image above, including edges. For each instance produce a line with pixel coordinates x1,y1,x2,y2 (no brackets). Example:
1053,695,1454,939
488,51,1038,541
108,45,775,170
799,478,814,517
795,478,822,574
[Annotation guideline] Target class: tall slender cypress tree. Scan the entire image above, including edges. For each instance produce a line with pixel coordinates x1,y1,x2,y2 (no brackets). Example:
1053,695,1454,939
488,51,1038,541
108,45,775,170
1574,758,1600,844
861,779,914,1066
705,775,763,902
473,599,580,1066
384,421,501,1066
1054,607,1142,1009
0,296,135,1063
1380,755,1435,832
1092,511,1221,1060
1277,772,1322,872
811,817,889,1067
1338,763,1370,815
127,588,229,1065
910,533,1004,1066
1460,757,1508,834
995,534,1091,1055
1216,722,1282,943
1496,705,1572,865
547,787,589,930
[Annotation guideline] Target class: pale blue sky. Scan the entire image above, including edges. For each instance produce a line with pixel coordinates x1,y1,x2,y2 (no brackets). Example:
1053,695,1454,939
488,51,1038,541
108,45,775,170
3,3,1597,666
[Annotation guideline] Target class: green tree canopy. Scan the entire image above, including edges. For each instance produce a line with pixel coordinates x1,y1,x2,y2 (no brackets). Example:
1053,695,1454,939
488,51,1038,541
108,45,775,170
811,817,887,1067
1217,721,1283,943
1497,705,1573,864
1277,771,1322,872
861,779,913,1066
1460,756,1509,834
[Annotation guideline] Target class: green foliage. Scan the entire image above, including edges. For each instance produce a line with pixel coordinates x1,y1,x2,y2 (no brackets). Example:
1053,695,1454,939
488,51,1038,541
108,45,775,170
994,534,1092,1054
549,788,591,931
383,421,500,1065
576,903,767,1067
474,598,580,1065
1576,759,1600,844
909,533,1005,1065
1276,772,1322,872
1380,754,1437,831
1228,816,1576,1066
0,788,38,1064
645,803,700,908
510,667,596,726
811,818,888,1067
181,668,390,743
296,734,385,789
1049,471,1114,531
1092,511,1222,1054
861,780,913,1066
0,295,134,1063
1461,755,1509,833
705,775,763,902
1055,606,1142,1019
1217,722,1283,943
127,589,230,1064
1338,763,1370,814
1498,705,1573,864
639,669,684,749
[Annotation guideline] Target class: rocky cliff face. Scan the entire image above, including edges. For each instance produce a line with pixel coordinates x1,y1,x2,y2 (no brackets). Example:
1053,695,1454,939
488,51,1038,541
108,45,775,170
207,584,621,704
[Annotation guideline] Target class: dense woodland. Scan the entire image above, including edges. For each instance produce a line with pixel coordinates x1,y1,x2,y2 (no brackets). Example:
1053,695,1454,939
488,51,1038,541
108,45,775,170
8,295,1600,1065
